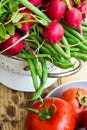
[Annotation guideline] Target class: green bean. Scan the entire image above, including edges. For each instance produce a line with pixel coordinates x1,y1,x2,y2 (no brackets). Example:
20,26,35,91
27,34,56,56
70,47,81,52
81,21,87,27
83,36,87,40
64,29,80,43
33,58,42,79
61,36,70,56
20,0,51,23
22,49,48,100
63,24,87,46
66,37,78,44
64,29,87,51
36,35,61,60
31,33,58,56
71,52,87,61
48,57,74,69
23,49,39,91
83,32,87,37
27,35,64,61
82,26,87,33
29,33,59,59
52,43,70,59
17,53,50,59
24,47,44,82
25,41,52,55
31,57,48,100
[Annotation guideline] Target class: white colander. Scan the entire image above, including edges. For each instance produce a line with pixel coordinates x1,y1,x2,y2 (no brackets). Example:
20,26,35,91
0,54,81,77
0,54,61,76
0,54,81,92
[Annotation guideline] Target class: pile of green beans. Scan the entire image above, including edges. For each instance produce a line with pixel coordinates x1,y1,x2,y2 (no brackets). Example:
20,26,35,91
17,19,87,100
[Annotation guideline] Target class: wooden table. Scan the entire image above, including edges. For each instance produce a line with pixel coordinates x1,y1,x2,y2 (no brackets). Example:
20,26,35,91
0,62,87,130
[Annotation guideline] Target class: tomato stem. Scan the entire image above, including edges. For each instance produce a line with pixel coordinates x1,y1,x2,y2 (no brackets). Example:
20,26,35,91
77,88,87,107
27,99,57,120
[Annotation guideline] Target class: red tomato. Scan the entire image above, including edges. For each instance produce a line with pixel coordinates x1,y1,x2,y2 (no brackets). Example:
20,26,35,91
84,110,87,130
26,97,76,130
60,87,87,128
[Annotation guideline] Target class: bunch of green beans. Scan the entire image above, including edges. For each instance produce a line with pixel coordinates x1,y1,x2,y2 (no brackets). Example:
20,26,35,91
61,19,87,61
17,19,87,100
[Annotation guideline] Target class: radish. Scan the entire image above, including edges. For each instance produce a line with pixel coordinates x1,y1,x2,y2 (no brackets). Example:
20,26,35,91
0,31,36,57
0,32,25,56
47,0,66,20
29,0,42,6
64,7,83,34
69,0,74,7
19,8,34,34
78,1,87,19
41,1,50,10
43,20,64,43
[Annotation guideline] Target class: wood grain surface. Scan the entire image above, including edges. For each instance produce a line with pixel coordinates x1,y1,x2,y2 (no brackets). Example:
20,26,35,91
0,79,59,130
0,62,87,130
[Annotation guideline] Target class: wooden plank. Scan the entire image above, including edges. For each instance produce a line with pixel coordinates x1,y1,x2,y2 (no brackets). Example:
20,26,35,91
0,84,27,130
0,80,59,130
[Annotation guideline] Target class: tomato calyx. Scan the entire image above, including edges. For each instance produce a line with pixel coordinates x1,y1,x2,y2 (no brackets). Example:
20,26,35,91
27,99,57,120
77,88,87,107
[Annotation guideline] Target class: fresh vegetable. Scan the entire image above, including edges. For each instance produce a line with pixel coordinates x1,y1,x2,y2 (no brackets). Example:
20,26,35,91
0,32,24,56
69,0,74,7
1,0,87,100
41,0,50,10
18,8,34,33
29,0,42,6
84,110,87,130
60,87,87,128
46,0,66,20
43,20,64,43
64,7,83,34
78,0,87,19
26,97,76,130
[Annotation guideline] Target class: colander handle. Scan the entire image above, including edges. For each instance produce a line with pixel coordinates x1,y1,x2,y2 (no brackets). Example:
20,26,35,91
48,59,82,78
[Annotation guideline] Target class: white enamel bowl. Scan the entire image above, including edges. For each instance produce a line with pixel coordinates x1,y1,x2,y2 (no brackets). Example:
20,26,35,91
0,54,81,92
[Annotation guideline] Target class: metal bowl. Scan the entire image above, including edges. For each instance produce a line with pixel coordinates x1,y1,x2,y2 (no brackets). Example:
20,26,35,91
0,54,82,92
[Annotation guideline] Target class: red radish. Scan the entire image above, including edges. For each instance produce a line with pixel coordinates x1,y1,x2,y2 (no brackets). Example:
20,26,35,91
0,32,24,56
47,0,66,20
19,8,34,33
29,0,42,6
69,0,74,7
78,1,87,19
41,1,50,10
64,7,83,34
43,20,64,43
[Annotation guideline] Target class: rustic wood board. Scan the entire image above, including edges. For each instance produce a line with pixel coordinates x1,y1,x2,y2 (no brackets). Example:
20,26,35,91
0,62,87,130
0,79,59,130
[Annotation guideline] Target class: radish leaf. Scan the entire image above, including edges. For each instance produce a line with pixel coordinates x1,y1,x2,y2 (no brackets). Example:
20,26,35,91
11,13,23,23
4,34,10,40
0,7,7,16
6,24,15,35
14,22,22,28
8,0,19,12
0,23,6,39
